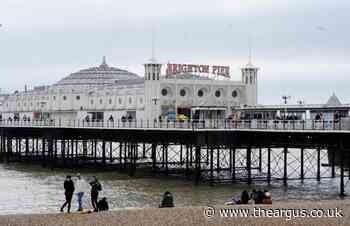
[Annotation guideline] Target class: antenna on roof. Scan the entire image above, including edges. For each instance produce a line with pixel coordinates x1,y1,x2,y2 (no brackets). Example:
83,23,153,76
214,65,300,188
248,35,252,65
150,26,156,62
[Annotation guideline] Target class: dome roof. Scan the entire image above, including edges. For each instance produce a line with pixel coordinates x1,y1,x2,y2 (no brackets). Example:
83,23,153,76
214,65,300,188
54,57,140,86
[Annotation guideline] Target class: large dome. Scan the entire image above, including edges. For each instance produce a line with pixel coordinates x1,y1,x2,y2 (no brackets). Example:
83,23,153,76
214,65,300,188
54,57,140,87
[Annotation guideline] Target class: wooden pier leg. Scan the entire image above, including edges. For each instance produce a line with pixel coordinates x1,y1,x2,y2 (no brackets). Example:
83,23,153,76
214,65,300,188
283,147,288,186
317,147,321,181
195,145,201,185
247,147,252,185
267,147,271,184
300,148,304,181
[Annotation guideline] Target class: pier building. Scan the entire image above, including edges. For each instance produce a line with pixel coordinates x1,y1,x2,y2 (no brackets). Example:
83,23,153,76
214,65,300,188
0,57,258,122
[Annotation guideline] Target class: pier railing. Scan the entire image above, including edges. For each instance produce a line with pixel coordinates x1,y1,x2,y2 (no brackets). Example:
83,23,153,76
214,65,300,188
0,119,348,130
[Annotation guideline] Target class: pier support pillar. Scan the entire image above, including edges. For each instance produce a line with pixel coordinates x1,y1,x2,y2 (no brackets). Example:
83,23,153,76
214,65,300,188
300,148,304,180
102,140,106,165
247,147,252,185
340,142,345,196
317,147,321,181
210,146,214,186
283,147,288,186
195,145,201,185
151,143,156,172
267,148,271,184
258,148,262,173
232,148,236,181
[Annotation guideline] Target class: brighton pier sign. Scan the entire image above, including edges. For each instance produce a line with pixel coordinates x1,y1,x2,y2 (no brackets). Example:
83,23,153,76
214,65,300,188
166,63,230,78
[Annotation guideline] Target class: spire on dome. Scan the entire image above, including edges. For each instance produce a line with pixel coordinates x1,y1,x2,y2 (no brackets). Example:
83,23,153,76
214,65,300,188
100,56,108,67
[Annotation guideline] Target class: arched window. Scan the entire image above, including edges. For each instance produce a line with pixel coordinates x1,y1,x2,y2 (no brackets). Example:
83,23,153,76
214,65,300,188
198,90,204,97
215,90,221,98
232,90,238,98
63,96,67,100
180,89,186,97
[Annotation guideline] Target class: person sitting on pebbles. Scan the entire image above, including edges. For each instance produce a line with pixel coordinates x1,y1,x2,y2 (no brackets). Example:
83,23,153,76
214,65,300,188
159,191,174,208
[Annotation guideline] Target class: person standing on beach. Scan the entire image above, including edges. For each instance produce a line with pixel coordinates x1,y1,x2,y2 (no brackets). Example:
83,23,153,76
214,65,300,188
75,173,87,211
60,175,74,213
89,176,102,212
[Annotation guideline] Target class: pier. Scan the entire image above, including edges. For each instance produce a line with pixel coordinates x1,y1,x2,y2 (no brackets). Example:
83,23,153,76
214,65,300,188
0,119,349,196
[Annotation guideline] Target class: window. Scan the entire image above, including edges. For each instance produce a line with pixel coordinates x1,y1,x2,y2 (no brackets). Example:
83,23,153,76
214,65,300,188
250,76,253,84
109,99,112,104
63,96,67,100
76,96,80,100
180,89,186,97
99,99,103,104
53,96,56,100
215,90,221,98
161,89,168,96
198,90,204,97
152,73,155,80
245,77,248,84
118,98,122,104
90,100,94,105
232,90,238,98
140,98,143,104
129,97,132,104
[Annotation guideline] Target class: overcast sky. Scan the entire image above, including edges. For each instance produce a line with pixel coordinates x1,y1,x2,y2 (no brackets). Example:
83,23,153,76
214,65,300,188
0,0,349,104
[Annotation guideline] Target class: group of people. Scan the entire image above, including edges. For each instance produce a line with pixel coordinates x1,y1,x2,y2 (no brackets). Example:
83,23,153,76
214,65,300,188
60,174,109,213
229,189,272,205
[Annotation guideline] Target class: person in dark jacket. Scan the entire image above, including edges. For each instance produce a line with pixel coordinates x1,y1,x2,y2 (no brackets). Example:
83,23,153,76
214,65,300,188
60,175,75,213
97,197,109,211
89,176,102,212
240,190,250,204
159,191,174,208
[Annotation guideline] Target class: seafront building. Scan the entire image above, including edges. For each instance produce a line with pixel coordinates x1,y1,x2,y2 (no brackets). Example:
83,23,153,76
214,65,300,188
0,57,258,122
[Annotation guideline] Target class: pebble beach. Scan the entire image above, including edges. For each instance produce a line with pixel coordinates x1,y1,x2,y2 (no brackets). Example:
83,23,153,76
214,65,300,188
0,200,347,226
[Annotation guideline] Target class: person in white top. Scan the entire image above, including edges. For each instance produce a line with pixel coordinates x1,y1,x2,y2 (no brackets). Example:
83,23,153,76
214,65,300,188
75,173,87,211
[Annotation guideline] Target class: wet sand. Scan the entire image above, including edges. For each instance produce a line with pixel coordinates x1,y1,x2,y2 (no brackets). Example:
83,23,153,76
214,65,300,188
0,200,347,226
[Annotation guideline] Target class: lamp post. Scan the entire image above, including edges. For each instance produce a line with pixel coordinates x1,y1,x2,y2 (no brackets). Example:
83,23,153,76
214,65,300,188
282,95,290,120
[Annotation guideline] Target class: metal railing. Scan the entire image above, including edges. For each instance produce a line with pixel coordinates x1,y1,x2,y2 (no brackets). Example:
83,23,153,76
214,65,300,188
0,119,348,131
